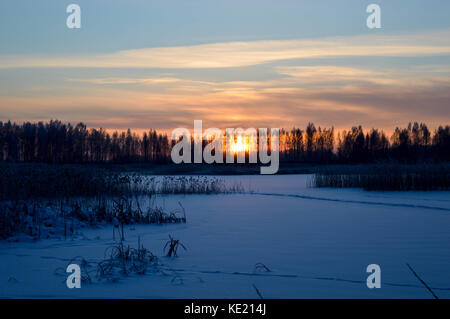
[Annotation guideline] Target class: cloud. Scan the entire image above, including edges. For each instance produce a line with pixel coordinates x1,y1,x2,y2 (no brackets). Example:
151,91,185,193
1,29,449,132
2,30,450,69
66,77,182,85
2,82,449,133
275,65,450,87
61,62,450,95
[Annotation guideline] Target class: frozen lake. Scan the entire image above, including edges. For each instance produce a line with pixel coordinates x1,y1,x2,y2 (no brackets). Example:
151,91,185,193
1,174,450,298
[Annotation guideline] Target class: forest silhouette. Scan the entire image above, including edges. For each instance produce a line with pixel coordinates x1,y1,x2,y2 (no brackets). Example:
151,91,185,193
0,120,449,164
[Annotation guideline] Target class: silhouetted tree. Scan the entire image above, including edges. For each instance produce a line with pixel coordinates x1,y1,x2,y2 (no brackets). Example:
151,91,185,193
0,120,448,165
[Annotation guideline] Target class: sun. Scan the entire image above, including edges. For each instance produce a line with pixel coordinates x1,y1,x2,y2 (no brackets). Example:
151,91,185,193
230,136,249,153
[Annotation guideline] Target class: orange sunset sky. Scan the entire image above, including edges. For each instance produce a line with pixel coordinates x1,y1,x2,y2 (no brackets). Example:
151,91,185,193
1,1,449,134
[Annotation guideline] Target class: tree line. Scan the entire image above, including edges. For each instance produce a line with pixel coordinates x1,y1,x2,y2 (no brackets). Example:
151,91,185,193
0,120,170,164
280,122,450,163
0,120,449,164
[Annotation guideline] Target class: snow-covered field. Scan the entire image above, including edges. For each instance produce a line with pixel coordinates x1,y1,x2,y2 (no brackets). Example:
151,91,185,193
1,174,450,298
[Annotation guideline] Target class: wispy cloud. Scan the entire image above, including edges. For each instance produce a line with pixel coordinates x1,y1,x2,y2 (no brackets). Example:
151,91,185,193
2,29,450,132
63,63,450,94
275,65,450,87
2,82,449,132
2,30,450,69
66,77,182,85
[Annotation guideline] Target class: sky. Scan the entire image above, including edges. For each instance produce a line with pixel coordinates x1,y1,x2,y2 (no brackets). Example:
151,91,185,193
0,0,450,133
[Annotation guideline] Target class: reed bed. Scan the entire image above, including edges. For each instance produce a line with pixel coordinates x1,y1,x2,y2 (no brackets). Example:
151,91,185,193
0,194,187,240
312,164,450,191
0,163,243,239
0,163,134,200
149,176,243,194
0,163,243,200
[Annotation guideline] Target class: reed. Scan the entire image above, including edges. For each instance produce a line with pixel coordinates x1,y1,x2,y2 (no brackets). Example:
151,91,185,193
312,164,450,190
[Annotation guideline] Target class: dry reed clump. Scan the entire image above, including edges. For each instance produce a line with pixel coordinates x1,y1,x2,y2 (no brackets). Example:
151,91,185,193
56,235,187,283
135,197,187,225
54,237,160,283
98,237,159,281
164,234,187,257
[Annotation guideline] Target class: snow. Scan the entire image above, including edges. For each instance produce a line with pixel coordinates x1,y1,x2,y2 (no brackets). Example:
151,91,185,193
1,174,450,298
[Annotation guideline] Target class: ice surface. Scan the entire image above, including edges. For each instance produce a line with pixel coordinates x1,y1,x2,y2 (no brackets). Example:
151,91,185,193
1,175,449,298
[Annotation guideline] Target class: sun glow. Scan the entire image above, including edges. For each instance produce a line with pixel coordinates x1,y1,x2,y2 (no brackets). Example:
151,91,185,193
230,136,249,153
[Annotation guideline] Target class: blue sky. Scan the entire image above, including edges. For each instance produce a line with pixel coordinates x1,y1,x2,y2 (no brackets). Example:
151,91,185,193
1,0,450,54
0,0,450,131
